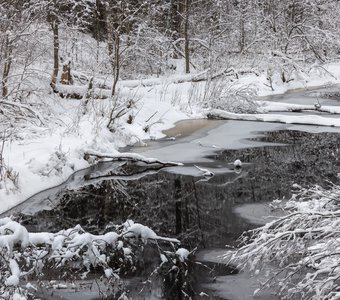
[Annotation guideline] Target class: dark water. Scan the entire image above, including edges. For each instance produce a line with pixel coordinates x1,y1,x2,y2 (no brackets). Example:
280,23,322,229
13,129,340,299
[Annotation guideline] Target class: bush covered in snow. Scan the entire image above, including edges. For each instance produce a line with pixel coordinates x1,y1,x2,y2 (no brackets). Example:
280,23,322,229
0,218,191,300
225,182,340,300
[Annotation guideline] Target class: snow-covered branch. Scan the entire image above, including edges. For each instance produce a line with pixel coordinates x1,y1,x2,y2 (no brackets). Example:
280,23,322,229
0,101,45,125
84,150,183,167
0,218,185,299
225,183,340,300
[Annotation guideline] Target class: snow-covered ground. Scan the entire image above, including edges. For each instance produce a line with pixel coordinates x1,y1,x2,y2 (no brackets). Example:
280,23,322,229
0,82,189,214
2,60,340,215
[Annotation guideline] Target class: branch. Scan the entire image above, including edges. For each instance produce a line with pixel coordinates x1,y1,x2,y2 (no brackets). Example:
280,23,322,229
0,100,45,125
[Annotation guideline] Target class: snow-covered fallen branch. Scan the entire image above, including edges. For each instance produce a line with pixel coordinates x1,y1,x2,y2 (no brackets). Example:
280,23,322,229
225,183,340,300
207,109,340,127
117,68,235,89
84,150,183,167
259,101,340,114
0,218,186,300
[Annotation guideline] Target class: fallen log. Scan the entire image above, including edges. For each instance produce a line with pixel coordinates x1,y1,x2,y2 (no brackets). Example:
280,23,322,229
207,109,340,127
84,150,183,167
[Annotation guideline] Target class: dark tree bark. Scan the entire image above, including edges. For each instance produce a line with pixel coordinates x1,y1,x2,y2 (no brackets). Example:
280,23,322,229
2,35,12,98
112,31,120,97
50,18,59,89
184,0,190,73
60,61,73,85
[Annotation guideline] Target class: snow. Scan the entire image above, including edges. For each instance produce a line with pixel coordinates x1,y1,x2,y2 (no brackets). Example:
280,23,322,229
123,221,180,243
0,216,182,298
160,254,168,263
84,149,182,166
233,159,242,167
5,260,20,286
12,294,26,300
176,248,190,262
25,283,37,291
0,77,189,214
194,165,215,177
209,109,340,127
0,220,29,250
123,247,132,256
2,9,340,300
52,284,68,289
2,41,340,218
104,268,113,279
29,232,54,245
6,275,19,287
126,223,158,240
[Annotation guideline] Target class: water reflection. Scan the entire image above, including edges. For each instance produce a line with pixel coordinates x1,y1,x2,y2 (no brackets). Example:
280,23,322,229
21,130,340,245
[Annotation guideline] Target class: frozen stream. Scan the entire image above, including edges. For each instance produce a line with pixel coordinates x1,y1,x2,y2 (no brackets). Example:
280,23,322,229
4,86,340,299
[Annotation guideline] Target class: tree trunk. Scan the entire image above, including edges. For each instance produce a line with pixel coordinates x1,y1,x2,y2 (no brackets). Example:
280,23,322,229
50,18,59,89
170,0,182,59
106,12,115,75
106,6,122,129
60,60,72,85
107,32,121,128
95,0,101,64
184,0,190,73
2,34,12,98
239,16,245,52
239,0,246,53
112,31,120,97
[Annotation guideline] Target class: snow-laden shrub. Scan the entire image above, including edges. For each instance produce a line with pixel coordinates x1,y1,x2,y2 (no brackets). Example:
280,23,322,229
197,78,259,113
225,182,340,300
0,218,190,300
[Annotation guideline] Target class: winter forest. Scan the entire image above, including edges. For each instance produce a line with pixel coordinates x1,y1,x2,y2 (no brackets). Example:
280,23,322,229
1,0,340,299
